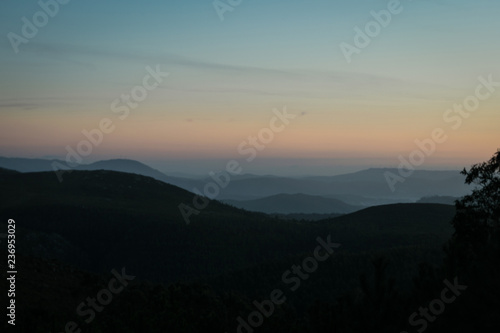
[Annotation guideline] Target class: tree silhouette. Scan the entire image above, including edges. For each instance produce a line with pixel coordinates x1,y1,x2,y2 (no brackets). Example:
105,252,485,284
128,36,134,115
451,149,500,267
439,149,500,331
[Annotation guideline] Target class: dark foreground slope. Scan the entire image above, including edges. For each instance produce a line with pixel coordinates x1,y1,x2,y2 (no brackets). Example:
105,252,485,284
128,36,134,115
0,169,332,283
324,203,455,249
0,168,461,332
0,169,455,281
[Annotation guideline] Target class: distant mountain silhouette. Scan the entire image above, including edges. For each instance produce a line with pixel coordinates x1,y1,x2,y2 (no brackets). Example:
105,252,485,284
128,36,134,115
224,193,362,214
0,156,198,190
305,168,463,182
0,157,472,206
0,156,64,172
218,168,471,201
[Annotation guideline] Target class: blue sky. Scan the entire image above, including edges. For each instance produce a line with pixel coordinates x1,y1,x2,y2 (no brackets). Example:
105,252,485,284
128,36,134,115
1,0,499,175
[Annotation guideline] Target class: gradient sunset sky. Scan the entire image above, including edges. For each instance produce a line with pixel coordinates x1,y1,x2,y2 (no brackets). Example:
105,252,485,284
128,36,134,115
1,0,499,175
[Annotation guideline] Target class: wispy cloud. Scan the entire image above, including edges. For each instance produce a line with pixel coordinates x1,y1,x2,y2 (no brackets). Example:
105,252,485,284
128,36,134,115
0,97,91,111
0,102,40,110
22,42,301,77
6,41,460,103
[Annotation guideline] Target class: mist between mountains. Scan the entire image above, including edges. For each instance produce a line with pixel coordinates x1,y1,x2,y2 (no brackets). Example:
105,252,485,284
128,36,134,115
178,106,297,225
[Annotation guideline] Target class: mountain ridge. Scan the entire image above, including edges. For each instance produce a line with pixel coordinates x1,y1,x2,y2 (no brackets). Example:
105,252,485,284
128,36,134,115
225,193,362,214
0,156,472,206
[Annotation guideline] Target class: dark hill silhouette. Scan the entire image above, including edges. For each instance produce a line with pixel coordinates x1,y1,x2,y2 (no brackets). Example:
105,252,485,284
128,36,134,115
225,193,362,214
0,156,63,172
79,158,198,189
0,167,19,174
318,203,456,252
325,203,455,238
417,195,458,205
0,156,197,190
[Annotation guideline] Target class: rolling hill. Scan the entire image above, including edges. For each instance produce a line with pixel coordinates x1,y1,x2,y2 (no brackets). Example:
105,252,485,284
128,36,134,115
0,156,197,190
224,193,362,214
417,195,459,205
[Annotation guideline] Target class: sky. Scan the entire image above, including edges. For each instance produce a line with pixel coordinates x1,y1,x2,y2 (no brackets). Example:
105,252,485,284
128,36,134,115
0,0,499,176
